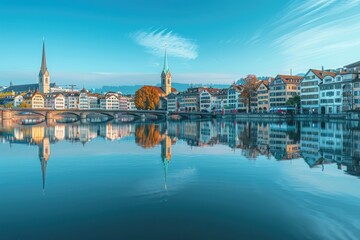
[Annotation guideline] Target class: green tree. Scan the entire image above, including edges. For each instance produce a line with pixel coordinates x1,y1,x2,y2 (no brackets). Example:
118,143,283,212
286,95,300,109
240,74,258,113
135,86,160,110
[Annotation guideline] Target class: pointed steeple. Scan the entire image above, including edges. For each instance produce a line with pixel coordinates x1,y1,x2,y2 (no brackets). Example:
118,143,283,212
39,138,50,191
41,157,47,191
40,39,47,74
163,157,168,191
161,48,172,95
163,48,169,74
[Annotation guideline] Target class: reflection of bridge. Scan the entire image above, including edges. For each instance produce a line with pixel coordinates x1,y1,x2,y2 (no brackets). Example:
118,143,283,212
169,111,215,119
1,108,167,122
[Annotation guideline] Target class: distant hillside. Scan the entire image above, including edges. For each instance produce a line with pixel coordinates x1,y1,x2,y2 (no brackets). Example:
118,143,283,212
95,82,231,94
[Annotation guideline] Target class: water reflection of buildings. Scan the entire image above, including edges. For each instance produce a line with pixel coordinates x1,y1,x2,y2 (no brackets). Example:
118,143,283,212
268,122,300,160
1,120,359,191
300,121,360,176
1,123,134,190
161,135,172,190
39,137,50,190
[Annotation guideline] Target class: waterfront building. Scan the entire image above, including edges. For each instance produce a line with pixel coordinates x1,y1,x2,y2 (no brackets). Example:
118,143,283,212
345,61,360,73
212,89,228,111
180,87,204,112
300,69,336,114
24,91,44,109
38,40,50,94
100,92,119,110
227,84,243,112
127,97,136,110
44,93,65,109
269,75,302,109
353,77,360,110
64,92,79,109
167,92,179,112
344,61,360,110
199,88,220,112
13,94,24,108
88,94,99,109
79,88,89,109
319,72,353,114
119,96,130,110
256,79,270,112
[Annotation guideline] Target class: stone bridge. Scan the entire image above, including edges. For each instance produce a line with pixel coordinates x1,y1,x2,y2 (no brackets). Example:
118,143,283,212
1,108,167,123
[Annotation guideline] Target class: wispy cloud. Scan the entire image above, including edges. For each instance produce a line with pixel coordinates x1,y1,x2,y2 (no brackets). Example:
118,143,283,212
275,0,360,68
131,29,198,59
249,0,360,71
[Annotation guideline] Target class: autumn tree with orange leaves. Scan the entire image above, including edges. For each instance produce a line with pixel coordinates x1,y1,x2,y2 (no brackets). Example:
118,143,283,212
135,124,163,148
135,86,160,110
240,74,258,113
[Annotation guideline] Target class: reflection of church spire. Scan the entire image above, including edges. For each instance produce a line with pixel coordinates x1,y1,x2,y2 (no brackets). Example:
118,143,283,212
162,157,169,191
39,137,50,191
161,135,172,190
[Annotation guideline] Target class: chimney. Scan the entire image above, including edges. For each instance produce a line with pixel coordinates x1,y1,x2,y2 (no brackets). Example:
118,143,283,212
322,66,324,71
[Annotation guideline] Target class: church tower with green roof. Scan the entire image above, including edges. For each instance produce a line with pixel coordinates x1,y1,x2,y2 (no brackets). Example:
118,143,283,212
161,49,172,96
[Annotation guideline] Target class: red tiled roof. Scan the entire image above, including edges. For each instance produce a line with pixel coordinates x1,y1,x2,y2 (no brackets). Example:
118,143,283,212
277,75,303,84
230,84,243,92
257,80,269,90
310,69,336,79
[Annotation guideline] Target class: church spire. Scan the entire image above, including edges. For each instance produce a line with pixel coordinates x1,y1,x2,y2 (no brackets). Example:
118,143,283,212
41,39,47,74
41,157,47,191
161,48,172,95
163,48,169,74
39,138,50,191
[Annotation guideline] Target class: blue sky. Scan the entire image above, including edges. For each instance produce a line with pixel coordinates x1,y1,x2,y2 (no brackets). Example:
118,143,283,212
0,0,360,87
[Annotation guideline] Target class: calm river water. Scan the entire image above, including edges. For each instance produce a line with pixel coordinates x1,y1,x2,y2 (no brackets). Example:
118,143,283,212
0,119,359,239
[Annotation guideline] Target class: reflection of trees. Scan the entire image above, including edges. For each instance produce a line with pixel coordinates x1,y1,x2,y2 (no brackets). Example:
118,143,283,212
238,122,259,158
135,124,163,148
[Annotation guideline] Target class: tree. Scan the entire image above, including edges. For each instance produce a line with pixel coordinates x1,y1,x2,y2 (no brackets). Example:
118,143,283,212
286,95,300,107
135,86,160,110
240,74,258,113
18,101,28,108
5,102,14,109
135,124,162,148
286,95,300,114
